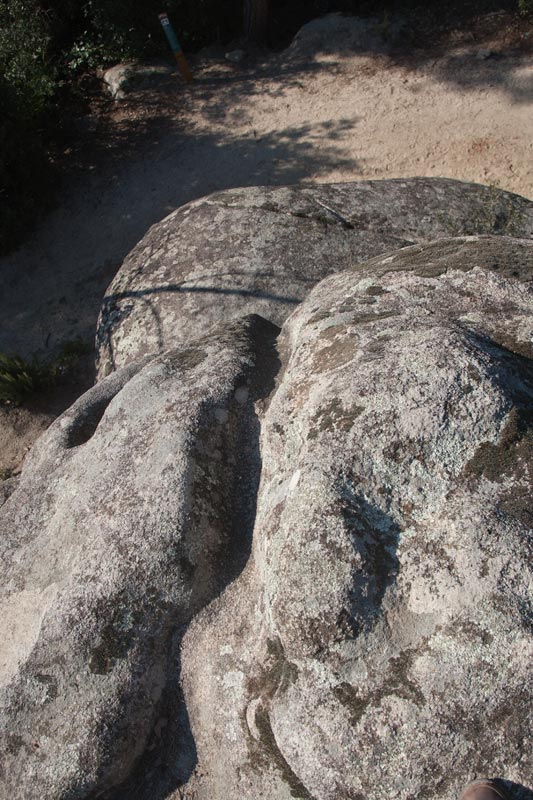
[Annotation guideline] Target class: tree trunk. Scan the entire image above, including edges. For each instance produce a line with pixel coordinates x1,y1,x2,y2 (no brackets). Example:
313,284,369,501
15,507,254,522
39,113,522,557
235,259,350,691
243,0,269,41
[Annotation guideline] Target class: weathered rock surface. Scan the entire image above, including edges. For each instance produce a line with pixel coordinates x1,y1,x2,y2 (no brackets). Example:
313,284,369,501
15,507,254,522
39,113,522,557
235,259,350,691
1,236,532,800
0,475,18,507
180,236,533,800
0,315,279,799
96,178,533,380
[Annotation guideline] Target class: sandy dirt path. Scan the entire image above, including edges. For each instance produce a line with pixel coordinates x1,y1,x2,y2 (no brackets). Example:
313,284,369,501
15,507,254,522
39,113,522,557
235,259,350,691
1,15,532,360
0,14,532,473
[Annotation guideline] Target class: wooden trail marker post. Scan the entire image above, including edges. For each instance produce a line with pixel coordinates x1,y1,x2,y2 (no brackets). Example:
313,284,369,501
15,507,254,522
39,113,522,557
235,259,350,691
158,13,193,82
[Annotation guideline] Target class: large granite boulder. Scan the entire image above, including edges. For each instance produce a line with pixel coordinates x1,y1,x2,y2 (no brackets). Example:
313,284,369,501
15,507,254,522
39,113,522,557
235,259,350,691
0,315,280,799
96,178,533,380
1,235,532,800
180,236,533,800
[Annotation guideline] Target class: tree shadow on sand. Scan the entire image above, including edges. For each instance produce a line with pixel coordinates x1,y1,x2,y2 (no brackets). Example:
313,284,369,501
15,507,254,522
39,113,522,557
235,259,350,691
0,82,360,358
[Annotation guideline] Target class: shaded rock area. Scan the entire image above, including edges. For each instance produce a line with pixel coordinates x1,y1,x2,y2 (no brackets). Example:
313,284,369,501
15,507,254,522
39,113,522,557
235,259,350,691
1,233,532,800
96,178,533,379
286,12,391,61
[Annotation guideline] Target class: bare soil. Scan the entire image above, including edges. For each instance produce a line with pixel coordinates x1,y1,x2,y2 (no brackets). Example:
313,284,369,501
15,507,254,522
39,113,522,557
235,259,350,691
1,10,532,476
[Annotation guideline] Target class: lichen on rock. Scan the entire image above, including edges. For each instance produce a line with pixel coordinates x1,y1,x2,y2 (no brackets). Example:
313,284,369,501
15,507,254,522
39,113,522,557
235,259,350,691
1,185,532,800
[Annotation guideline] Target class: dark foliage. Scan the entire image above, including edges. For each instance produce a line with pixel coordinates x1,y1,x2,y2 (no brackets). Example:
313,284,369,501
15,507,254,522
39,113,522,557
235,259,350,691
0,1,56,253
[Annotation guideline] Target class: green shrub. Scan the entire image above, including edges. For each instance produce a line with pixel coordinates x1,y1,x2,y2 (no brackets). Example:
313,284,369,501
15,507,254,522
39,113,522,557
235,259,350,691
55,337,93,366
518,0,533,14
0,352,58,404
0,0,55,115
0,338,92,405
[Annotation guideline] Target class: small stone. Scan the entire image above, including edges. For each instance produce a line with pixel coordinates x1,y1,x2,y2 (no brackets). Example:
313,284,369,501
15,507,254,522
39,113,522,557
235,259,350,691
102,61,175,99
225,49,246,63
